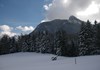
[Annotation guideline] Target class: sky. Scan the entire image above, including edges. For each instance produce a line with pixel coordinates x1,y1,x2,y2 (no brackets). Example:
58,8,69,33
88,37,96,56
0,0,100,37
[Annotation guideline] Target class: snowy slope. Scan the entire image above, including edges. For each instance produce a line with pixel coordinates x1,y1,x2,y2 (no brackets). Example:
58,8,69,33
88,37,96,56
0,52,100,70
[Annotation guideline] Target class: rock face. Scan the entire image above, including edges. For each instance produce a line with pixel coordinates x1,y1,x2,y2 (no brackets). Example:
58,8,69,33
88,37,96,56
30,16,83,35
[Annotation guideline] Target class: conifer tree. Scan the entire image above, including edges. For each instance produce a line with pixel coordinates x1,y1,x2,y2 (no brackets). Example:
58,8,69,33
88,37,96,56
95,23,100,54
0,35,10,54
55,29,67,56
79,20,94,55
79,22,86,56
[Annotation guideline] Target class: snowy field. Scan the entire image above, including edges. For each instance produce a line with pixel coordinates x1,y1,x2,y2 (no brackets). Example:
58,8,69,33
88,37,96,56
0,52,100,70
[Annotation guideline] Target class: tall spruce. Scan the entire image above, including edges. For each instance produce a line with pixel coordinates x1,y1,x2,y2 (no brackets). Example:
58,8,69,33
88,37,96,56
92,20,99,54
55,29,67,56
79,20,94,55
40,31,51,53
95,23,100,54
85,20,94,55
79,22,86,56
0,35,10,54
35,31,45,53
9,37,17,53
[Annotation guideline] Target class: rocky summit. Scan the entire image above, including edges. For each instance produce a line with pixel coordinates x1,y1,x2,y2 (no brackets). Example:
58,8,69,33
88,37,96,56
30,16,84,35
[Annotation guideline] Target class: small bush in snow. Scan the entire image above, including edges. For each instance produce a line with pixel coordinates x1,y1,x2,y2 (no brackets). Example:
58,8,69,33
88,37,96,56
51,57,57,61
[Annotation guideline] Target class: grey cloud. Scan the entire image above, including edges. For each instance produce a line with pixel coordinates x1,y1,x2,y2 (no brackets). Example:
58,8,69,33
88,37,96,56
44,0,100,22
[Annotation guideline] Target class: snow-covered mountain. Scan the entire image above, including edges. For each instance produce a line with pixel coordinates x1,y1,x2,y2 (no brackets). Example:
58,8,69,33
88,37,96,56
68,16,83,24
30,16,83,35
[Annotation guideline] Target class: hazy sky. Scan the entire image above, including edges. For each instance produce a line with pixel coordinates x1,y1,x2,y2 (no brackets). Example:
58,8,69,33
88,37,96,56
0,0,100,37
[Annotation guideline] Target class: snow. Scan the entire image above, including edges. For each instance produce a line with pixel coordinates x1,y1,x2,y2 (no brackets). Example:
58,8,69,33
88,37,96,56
0,52,100,70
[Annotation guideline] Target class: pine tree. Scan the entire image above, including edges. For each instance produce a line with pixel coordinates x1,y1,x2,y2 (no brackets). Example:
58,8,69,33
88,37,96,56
67,40,78,57
54,31,59,55
91,20,100,54
29,34,35,52
54,29,67,56
94,23,100,54
79,22,87,56
40,31,48,53
79,20,94,56
0,35,10,54
60,30,67,56
9,37,17,53
85,20,94,55
35,31,43,53
21,35,29,52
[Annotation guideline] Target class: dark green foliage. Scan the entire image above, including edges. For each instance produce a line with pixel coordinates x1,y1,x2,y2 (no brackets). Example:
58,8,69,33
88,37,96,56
0,35,10,54
0,20,100,57
79,20,100,56
93,23,100,54
55,29,67,56
79,20,94,55
67,40,78,57
0,35,18,54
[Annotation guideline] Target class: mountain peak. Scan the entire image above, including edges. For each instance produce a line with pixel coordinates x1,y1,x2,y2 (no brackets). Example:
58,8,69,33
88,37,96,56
69,15,82,24
69,15,78,20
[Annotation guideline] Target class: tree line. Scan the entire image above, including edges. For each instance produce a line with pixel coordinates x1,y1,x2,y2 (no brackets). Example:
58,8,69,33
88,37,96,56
0,20,100,56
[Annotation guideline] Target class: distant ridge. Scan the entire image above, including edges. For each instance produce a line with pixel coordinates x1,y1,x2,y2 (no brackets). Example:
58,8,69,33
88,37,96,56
30,16,84,35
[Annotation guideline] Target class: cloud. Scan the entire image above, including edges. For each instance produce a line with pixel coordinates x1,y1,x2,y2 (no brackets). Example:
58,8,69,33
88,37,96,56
76,1,100,21
0,25,13,31
16,26,34,32
0,31,17,37
0,25,17,37
43,3,52,11
43,0,100,22
0,25,35,37
43,5,49,11
76,1,100,16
